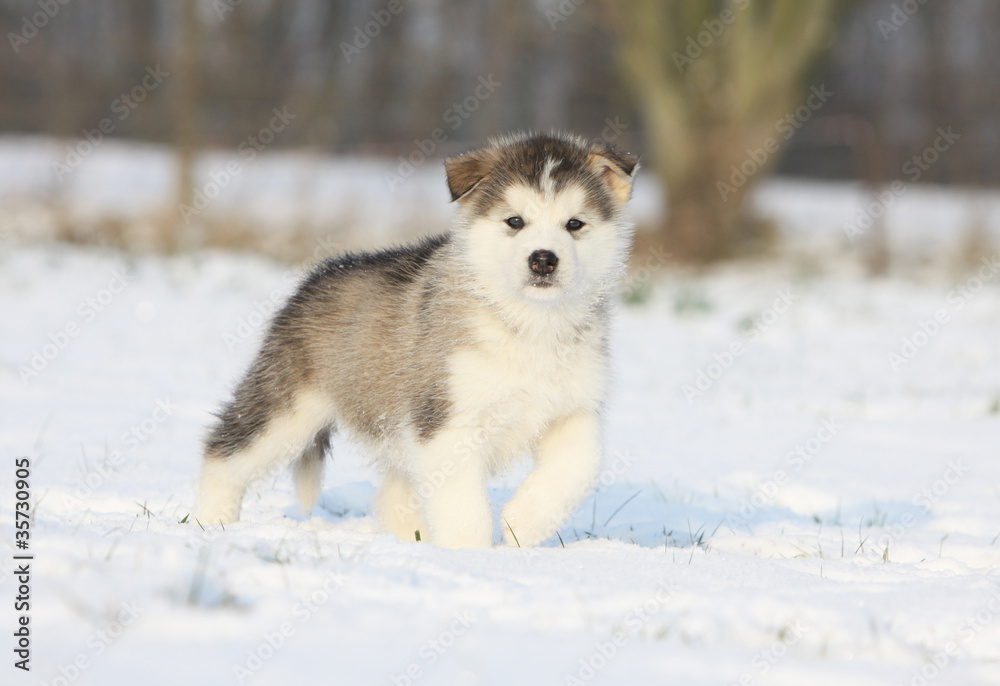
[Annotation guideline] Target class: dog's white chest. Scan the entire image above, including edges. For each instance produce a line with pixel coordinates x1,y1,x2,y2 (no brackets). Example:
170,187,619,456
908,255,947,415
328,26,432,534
447,310,606,461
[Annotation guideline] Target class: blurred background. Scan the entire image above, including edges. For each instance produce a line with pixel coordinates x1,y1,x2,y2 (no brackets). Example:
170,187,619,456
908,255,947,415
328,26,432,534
6,6,1000,683
1,0,999,267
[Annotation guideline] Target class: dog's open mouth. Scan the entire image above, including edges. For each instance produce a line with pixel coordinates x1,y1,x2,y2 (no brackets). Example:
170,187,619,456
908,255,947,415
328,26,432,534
527,276,556,288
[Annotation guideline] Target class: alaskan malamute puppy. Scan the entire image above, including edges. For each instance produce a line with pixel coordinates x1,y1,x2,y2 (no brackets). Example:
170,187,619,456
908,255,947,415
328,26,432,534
196,131,638,548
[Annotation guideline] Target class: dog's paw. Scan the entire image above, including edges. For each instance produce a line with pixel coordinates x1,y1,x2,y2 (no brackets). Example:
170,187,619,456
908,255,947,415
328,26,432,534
501,492,563,548
431,521,493,549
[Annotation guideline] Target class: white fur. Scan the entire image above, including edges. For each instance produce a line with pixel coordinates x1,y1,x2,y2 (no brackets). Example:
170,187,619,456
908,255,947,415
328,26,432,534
293,451,325,515
501,411,602,546
454,182,629,320
375,469,427,542
402,309,607,547
196,392,334,524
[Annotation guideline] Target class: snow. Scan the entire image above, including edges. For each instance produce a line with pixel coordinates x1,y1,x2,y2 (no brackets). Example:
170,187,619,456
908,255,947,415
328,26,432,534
5,134,1000,256
2,140,1000,685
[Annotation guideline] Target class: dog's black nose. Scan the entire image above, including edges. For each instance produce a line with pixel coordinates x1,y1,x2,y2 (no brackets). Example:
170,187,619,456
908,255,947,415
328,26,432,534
528,250,558,276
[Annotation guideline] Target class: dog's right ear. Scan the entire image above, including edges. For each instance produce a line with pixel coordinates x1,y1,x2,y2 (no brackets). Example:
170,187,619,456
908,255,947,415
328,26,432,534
444,148,494,203
588,143,639,205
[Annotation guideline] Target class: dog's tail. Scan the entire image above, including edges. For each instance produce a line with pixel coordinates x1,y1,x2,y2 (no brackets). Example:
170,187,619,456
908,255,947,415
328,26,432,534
294,426,331,515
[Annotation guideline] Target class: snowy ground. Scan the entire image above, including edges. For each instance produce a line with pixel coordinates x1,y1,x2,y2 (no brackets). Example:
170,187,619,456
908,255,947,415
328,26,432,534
2,137,1000,685
2,235,999,686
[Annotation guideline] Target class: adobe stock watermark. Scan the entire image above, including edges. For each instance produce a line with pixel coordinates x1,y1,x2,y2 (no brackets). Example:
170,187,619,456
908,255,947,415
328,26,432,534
51,65,169,181
844,126,960,242
887,255,998,372
728,418,842,524
59,398,177,507
545,0,587,30
865,460,971,561
596,449,640,489
672,0,750,72
619,244,670,299
224,292,286,352
340,0,409,63
212,0,246,20
233,570,347,683
178,107,295,224
39,601,143,686
7,0,72,53
222,236,343,353
384,406,511,532
564,580,675,685
600,116,629,145
390,610,477,685
912,459,971,512
728,620,810,686
904,585,1000,686
19,268,133,385
718,84,832,201
878,0,928,40
682,286,798,404
384,74,501,191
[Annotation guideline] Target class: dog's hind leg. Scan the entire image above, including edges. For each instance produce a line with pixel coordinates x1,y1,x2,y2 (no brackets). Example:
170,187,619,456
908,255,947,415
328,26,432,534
196,389,334,525
375,469,428,542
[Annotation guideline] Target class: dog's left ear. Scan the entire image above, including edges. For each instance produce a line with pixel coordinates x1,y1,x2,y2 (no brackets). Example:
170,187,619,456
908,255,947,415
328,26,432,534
445,148,495,203
588,143,639,204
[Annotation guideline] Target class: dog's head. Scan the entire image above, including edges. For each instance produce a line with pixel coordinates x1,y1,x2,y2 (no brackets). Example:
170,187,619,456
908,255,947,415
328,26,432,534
445,132,638,308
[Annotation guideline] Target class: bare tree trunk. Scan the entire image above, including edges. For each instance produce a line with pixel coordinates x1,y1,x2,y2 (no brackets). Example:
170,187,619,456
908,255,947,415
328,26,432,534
606,0,835,262
174,0,200,250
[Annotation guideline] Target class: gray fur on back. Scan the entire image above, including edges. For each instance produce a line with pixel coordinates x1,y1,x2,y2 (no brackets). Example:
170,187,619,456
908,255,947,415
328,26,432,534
205,233,467,458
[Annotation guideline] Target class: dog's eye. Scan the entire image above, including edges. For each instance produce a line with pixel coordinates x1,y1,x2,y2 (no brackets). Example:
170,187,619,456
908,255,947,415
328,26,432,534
566,218,585,231
505,216,525,229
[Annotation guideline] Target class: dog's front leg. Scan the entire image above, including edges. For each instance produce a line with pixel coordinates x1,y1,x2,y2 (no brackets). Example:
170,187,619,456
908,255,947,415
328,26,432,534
502,411,601,547
416,430,493,548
